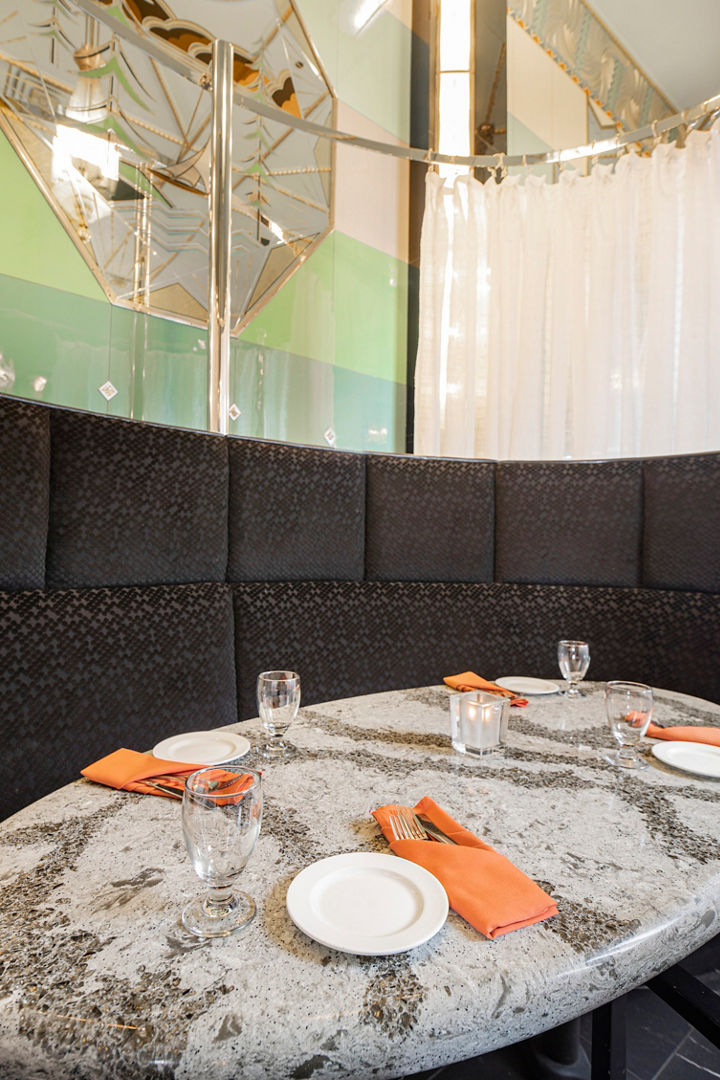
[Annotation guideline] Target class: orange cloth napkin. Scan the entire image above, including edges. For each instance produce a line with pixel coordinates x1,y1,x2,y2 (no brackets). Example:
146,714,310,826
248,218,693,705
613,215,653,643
646,722,720,747
373,796,557,939
81,748,206,799
443,671,528,707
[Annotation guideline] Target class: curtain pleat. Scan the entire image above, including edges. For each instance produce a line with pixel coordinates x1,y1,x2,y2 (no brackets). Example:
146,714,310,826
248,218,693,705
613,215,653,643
415,128,720,460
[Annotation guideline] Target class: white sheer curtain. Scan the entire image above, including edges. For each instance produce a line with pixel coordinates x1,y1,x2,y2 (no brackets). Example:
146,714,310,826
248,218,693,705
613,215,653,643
414,127,720,460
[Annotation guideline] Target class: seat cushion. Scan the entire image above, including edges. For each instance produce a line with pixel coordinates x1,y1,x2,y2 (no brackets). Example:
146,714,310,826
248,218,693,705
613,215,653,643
47,409,228,588
644,454,720,592
495,460,642,586
366,454,495,581
0,582,237,821
227,438,365,581
0,396,50,590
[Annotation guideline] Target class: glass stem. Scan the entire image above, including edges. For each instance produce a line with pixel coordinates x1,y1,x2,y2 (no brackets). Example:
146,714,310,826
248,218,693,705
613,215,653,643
204,886,234,918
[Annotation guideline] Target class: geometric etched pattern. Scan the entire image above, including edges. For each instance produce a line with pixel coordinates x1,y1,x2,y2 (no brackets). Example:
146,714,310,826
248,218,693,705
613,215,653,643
0,0,334,330
508,0,676,131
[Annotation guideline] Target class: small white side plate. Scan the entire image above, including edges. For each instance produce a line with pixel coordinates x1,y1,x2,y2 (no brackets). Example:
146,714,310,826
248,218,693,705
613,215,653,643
651,741,720,779
153,730,250,765
495,677,560,695
286,852,448,955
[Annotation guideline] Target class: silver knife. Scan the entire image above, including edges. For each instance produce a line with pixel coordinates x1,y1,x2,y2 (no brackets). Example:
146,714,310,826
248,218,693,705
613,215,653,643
415,814,458,845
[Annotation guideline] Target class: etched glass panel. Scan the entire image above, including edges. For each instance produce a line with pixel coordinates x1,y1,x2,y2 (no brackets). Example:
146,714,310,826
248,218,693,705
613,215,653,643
0,0,334,330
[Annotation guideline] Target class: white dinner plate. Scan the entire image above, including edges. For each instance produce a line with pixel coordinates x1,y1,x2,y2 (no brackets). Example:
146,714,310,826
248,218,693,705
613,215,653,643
152,730,251,765
495,677,560,695
286,852,449,955
651,741,720,779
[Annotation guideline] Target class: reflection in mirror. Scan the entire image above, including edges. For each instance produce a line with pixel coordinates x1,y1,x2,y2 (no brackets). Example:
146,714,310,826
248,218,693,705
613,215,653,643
0,0,334,331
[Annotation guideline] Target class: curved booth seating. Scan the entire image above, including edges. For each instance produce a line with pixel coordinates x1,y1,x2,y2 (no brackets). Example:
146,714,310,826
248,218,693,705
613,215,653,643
1,393,720,822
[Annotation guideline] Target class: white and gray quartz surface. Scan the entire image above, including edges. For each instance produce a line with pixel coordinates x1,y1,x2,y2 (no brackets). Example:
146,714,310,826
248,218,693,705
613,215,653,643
1,683,719,1080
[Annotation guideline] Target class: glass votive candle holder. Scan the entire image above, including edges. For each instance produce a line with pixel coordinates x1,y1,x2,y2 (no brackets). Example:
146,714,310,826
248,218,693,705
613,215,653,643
450,690,509,756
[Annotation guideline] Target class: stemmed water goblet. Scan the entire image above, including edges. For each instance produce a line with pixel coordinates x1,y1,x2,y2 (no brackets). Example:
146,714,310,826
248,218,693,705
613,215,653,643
604,681,654,770
181,767,263,937
557,640,590,697
257,670,301,758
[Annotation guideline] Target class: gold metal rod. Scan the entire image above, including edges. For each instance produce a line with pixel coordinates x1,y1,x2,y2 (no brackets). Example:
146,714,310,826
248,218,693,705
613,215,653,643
208,39,233,436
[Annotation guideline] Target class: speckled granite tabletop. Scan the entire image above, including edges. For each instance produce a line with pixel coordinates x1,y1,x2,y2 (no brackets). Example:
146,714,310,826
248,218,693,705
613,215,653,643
1,682,719,1080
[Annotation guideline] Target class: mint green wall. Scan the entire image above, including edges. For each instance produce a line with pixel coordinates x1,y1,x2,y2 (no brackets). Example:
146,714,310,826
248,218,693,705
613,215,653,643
0,1,412,451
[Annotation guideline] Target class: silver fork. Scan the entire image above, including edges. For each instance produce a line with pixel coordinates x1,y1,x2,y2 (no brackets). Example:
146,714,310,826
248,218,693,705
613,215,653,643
388,806,431,841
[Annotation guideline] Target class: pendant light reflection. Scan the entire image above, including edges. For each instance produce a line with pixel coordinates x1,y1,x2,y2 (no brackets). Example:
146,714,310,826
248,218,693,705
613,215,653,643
52,126,119,183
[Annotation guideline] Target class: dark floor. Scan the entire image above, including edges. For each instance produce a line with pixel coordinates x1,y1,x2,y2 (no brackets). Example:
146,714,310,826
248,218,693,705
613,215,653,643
409,935,720,1080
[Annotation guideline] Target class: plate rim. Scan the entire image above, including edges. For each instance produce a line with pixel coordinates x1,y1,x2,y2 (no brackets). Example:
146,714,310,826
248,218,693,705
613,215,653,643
495,676,560,695
152,729,251,765
651,740,720,779
286,851,448,955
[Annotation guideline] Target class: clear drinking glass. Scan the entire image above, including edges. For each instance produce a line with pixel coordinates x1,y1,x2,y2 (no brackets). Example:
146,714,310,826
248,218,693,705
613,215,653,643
557,640,590,697
181,767,263,938
604,681,653,770
257,670,301,758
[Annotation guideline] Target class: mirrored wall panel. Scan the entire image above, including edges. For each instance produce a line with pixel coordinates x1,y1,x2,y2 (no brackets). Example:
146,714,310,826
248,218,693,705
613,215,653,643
0,0,334,329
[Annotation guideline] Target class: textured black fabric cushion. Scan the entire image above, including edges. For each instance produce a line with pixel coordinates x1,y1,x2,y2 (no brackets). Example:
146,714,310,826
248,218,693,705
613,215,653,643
0,396,50,590
0,582,237,821
227,438,365,581
644,454,720,592
46,410,228,588
495,460,643,586
233,580,493,717
366,454,495,581
233,580,720,720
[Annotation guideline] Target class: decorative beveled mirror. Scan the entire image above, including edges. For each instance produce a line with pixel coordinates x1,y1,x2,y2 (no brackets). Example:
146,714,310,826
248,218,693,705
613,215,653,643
0,0,335,330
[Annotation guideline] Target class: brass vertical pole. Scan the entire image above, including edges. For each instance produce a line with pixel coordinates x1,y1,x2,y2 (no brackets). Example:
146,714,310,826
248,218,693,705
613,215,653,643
208,39,234,434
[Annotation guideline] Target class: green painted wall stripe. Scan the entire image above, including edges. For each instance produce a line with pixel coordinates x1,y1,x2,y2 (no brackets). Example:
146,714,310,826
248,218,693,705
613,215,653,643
333,231,408,386
0,272,405,451
240,231,408,386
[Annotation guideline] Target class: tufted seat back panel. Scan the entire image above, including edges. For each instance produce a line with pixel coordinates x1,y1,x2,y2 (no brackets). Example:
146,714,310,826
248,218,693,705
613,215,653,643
643,453,720,592
365,454,496,581
231,580,720,720
46,410,228,589
0,397,50,591
227,439,366,581
495,460,643,586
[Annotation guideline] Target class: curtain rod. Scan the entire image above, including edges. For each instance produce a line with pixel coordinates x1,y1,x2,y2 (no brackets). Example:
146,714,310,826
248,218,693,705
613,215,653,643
231,90,720,169
72,0,719,169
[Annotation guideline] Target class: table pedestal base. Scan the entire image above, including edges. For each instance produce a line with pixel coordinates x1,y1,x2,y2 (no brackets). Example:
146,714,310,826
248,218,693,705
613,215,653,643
523,1019,590,1079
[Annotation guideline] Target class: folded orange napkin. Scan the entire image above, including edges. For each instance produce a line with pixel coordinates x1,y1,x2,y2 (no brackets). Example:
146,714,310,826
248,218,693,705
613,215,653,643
646,722,720,747
373,796,557,939
443,671,528,707
81,748,206,799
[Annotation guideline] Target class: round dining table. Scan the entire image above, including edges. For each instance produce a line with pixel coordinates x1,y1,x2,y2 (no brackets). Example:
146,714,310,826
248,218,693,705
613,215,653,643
1,682,719,1079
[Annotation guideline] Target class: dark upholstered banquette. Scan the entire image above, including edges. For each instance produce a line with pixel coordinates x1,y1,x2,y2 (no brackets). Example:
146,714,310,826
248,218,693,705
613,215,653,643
2,394,720,821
